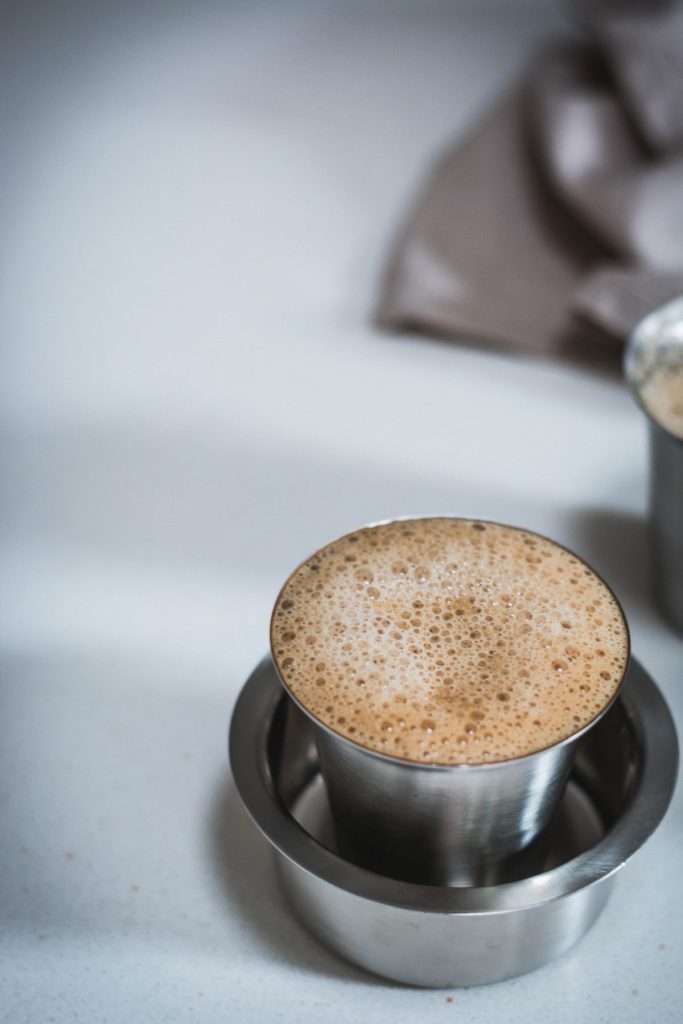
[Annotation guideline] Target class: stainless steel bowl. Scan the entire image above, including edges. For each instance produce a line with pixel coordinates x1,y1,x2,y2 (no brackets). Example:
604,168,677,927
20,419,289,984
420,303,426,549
229,656,677,988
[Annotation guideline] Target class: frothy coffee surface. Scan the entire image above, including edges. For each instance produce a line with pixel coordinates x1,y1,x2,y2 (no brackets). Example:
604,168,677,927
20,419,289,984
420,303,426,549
271,519,629,764
641,361,683,440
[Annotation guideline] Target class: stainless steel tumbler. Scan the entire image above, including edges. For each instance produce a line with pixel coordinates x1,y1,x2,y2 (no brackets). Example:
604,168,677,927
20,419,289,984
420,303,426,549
625,296,683,634
270,518,629,886
311,717,584,885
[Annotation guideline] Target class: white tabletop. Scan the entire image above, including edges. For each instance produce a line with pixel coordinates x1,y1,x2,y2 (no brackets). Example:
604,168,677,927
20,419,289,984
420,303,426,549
1,2,681,1022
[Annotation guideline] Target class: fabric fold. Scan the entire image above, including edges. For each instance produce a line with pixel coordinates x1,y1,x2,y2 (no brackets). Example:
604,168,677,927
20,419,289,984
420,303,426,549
377,2,683,359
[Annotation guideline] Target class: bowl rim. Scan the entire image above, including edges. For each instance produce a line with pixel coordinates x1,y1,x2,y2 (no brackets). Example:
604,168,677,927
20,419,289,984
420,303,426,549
229,655,678,915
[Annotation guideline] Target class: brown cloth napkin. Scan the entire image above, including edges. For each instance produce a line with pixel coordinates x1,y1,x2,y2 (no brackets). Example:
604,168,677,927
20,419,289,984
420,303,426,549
377,2,683,359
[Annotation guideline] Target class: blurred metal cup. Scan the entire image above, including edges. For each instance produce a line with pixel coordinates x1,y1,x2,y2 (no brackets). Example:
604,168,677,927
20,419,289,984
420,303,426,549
270,520,629,886
625,296,683,634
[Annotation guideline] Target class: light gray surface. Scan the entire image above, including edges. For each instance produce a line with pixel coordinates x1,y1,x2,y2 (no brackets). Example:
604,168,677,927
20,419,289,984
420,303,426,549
1,2,681,1022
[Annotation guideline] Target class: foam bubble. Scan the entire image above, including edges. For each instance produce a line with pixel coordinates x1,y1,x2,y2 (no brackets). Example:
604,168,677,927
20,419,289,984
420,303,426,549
270,519,629,764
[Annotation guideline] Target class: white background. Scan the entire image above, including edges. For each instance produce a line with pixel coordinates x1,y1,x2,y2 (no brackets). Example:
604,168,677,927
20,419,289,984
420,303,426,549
1,2,681,1021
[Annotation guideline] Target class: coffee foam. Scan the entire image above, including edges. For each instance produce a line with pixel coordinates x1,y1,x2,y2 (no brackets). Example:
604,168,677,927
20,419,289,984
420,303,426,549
271,519,629,764
640,360,683,440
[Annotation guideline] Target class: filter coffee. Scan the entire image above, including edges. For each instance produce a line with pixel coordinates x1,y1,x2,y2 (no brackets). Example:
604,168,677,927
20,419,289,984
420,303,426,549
271,518,629,764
